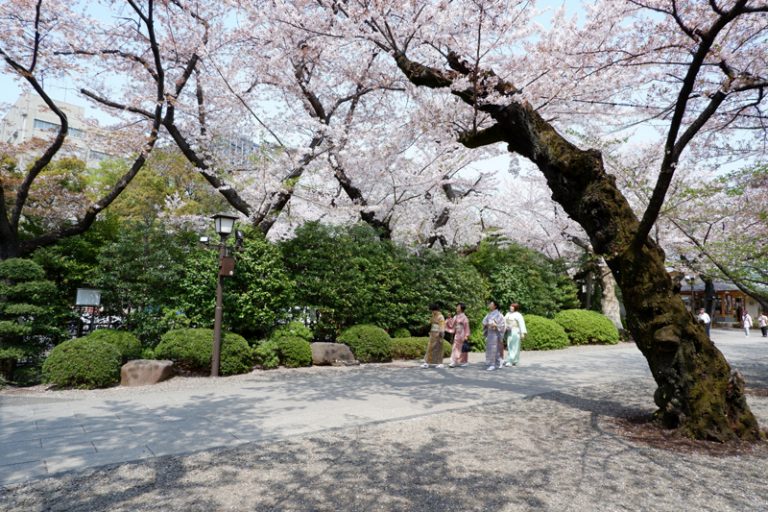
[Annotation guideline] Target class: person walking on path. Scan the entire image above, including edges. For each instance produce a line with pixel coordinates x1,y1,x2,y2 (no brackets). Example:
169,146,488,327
422,304,446,368
482,300,505,371
449,303,471,368
503,303,527,367
758,311,768,338
697,308,711,338
742,311,754,337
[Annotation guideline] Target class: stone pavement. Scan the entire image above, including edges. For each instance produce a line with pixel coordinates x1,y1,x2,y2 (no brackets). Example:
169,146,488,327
1,328,765,486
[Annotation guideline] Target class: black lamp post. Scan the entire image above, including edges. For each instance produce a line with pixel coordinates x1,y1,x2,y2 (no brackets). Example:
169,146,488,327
211,212,238,377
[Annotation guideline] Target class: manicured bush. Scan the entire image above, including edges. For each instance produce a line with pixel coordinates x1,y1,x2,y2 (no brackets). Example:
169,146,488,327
85,330,142,362
42,337,122,389
253,340,279,370
271,321,313,342
391,337,451,360
154,328,252,376
273,336,312,368
553,309,620,345
522,315,569,350
392,327,411,338
337,324,392,363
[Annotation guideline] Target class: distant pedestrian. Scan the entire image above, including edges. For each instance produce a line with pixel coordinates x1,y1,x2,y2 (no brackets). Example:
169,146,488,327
482,300,505,371
758,311,768,338
742,311,753,337
503,303,527,366
445,313,455,345
449,303,471,368
697,308,711,338
422,304,445,368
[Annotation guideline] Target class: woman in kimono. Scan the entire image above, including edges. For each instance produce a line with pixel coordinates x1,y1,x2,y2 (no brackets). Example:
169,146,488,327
482,300,505,371
421,303,445,368
503,303,527,367
449,303,471,368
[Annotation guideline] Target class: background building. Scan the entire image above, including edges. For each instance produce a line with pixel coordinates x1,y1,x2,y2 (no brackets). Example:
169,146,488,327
0,92,112,167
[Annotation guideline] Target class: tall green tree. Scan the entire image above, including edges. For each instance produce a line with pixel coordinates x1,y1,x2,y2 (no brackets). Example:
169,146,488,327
0,258,67,380
175,227,294,340
468,239,579,317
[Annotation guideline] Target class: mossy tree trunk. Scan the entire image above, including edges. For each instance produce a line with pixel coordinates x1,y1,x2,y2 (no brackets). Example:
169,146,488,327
393,53,762,442
500,101,759,441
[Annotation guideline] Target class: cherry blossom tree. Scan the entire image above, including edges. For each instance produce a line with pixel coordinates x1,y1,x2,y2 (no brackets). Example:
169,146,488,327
0,0,163,259
287,0,768,441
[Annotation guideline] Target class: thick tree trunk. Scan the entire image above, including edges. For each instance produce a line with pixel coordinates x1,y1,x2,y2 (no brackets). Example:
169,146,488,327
489,101,761,441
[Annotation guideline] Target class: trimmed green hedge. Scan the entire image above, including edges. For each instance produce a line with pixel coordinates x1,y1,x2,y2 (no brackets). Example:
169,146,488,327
154,328,252,376
553,309,620,345
42,337,121,389
273,336,312,368
391,337,451,360
338,324,392,363
253,340,279,370
85,330,142,363
392,328,411,338
522,315,569,350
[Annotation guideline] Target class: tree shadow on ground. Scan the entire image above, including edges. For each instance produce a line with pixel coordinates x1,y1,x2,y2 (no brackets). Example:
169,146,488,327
3,384,767,512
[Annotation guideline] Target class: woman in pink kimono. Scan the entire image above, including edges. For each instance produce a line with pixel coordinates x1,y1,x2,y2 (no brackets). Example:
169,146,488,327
449,303,471,368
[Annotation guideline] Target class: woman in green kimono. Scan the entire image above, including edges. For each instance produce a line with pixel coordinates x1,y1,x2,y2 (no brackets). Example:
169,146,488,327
503,303,527,366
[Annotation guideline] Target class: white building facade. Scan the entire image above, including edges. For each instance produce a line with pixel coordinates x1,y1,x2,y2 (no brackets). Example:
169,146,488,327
0,93,112,167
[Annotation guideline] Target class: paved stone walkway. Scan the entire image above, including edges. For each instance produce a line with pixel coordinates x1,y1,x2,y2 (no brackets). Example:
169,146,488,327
1,329,765,486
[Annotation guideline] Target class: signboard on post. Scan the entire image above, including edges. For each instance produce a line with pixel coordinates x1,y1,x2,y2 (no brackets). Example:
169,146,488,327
75,288,101,307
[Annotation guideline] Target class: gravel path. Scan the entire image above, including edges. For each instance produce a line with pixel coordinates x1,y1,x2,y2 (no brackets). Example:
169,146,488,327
2,378,767,512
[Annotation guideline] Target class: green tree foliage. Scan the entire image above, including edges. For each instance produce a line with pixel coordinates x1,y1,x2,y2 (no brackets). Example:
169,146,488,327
521,315,570,350
281,222,487,337
42,337,122,389
337,324,392,363
87,149,227,222
271,321,313,342
154,328,252,376
93,221,196,345
553,309,620,345
175,227,294,340
468,239,579,317
0,258,66,379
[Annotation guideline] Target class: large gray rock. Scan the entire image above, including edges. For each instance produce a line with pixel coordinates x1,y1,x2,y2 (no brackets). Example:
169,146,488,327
311,342,358,366
120,359,175,387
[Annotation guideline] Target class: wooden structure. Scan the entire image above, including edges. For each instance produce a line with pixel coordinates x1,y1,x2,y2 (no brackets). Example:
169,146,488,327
679,278,761,325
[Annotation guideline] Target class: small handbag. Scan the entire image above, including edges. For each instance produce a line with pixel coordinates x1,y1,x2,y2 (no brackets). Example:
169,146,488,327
461,341,470,353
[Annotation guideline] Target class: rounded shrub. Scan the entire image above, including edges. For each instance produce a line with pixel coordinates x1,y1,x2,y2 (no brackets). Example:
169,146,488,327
522,315,569,350
273,336,312,368
42,337,121,389
85,330,142,362
154,328,252,376
271,321,313,342
337,324,392,363
253,340,279,370
391,337,452,360
553,309,620,345
392,327,411,338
